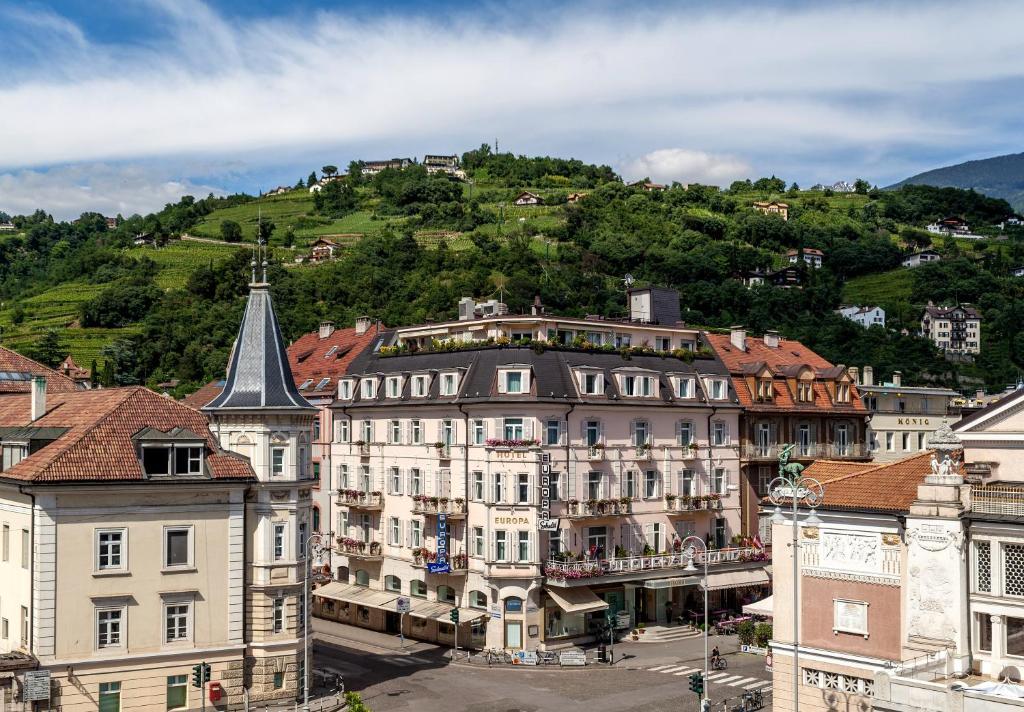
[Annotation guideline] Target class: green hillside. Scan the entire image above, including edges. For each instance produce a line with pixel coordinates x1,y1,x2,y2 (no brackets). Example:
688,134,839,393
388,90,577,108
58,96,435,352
891,152,1024,213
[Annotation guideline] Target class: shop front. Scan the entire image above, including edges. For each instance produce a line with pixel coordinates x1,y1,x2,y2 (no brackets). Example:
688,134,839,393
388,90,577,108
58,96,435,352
640,566,772,625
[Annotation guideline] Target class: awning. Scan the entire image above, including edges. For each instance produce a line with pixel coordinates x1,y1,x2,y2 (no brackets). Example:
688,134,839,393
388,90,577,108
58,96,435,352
407,601,452,620
313,582,400,609
704,568,770,591
742,595,773,617
546,586,609,614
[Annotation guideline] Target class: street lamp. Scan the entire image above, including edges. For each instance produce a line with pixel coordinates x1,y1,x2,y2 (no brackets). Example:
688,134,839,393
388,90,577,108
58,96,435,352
681,535,709,707
767,465,825,712
303,531,333,712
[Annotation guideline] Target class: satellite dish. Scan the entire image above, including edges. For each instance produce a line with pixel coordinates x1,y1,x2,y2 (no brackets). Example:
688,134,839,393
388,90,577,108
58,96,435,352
624,274,635,288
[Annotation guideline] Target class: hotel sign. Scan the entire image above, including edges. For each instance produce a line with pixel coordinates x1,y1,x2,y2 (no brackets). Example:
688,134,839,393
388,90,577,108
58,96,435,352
538,459,558,531
897,418,931,426
428,513,451,574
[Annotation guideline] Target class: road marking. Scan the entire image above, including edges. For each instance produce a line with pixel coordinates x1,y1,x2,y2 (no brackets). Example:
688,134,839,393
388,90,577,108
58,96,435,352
707,672,731,681
648,665,678,672
744,679,770,689
381,656,420,667
731,677,760,687
715,675,743,686
662,665,697,674
672,668,700,676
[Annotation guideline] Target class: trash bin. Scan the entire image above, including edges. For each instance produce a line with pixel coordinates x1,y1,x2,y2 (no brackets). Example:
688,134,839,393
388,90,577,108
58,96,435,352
597,643,607,662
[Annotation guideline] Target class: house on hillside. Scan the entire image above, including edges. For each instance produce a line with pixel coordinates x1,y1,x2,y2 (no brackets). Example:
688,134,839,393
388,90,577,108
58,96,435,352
104,217,118,230
1012,266,1024,277
926,216,980,238
423,154,464,178
361,158,413,176
901,249,942,268
309,237,340,262
837,305,885,328
266,186,290,196
921,302,982,355
787,247,824,268
628,180,666,191
58,355,92,386
513,191,544,206
0,222,15,232
566,192,588,204
831,180,856,193
752,201,789,221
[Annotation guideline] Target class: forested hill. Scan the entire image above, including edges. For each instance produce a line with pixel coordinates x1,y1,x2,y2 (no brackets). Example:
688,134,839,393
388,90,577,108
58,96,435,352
891,152,1024,212
1,147,1023,396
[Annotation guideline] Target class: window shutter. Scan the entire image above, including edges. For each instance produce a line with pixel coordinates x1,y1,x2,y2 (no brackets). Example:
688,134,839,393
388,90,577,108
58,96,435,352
523,418,533,440
568,470,577,500
497,373,507,394
769,422,778,446
599,420,606,443
529,531,535,563
643,524,654,548
663,469,672,496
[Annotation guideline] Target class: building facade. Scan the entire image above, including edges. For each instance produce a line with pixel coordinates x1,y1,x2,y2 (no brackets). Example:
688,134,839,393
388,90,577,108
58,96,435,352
753,201,789,221
317,294,771,651
837,306,885,329
921,303,982,355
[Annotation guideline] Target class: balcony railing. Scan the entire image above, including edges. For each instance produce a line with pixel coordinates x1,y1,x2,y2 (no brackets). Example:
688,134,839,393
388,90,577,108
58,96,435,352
412,550,468,574
337,490,384,509
587,445,606,461
664,494,724,513
356,442,371,456
971,485,1024,517
433,444,452,459
411,496,468,516
544,546,768,583
741,442,868,460
335,537,384,560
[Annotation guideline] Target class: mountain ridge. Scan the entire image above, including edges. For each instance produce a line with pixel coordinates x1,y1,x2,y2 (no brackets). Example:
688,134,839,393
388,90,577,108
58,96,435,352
891,152,1024,212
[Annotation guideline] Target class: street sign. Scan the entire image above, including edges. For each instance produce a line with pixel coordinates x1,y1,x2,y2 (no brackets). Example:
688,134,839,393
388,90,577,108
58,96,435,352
559,650,586,666
517,651,538,666
396,596,410,613
615,611,631,630
23,670,50,701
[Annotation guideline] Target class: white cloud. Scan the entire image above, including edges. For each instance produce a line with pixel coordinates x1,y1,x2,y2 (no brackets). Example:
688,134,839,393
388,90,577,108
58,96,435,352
0,164,224,220
0,0,1022,208
621,148,752,186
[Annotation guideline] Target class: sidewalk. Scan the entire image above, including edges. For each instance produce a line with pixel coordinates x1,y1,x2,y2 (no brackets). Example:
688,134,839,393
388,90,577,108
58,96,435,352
313,616,442,656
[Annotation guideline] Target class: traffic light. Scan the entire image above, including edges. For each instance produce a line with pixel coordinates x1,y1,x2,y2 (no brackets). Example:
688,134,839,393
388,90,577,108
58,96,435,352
191,664,203,689
688,672,704,695
202,663,212,684
450,609,460,624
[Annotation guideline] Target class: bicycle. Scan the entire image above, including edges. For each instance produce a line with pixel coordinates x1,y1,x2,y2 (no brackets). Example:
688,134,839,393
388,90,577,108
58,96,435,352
711,656,728,670
537,650,560,665
483,648,512,665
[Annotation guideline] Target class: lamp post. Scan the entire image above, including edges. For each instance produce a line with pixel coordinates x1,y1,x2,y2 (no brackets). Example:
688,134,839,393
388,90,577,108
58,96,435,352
303,530,333,712
767,454,824,712
681,535,709,707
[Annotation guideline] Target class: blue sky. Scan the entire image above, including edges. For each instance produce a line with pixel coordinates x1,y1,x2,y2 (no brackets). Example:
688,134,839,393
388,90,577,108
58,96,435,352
2,0,1024,219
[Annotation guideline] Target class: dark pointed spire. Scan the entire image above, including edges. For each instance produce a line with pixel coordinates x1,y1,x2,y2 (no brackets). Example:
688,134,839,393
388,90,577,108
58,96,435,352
203,272,313,412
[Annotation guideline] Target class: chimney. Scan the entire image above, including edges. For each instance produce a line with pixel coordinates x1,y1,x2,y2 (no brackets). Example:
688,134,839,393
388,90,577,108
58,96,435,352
863,366,874,386
354,316,372,335
531,295,544,316
729,326,746,351
458,297,476,321
892,370,902,388
31,376,46,422
318,321,335,339
848,366,860,385
976,389,986,401
763,330,780,349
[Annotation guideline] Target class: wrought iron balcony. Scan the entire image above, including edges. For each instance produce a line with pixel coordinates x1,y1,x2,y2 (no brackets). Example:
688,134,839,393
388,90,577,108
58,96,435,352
336,489,383,510
411,496,467,518
971,485,1024,517
544,546,768,585
335,537,384,561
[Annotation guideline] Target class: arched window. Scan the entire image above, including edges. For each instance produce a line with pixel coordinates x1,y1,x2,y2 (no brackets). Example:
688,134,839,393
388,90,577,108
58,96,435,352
504,596,523,613
312,505,321,533
354,569,369,586
437,585,456,604
410,579,427,597
469,590,488,609
385,575,402,592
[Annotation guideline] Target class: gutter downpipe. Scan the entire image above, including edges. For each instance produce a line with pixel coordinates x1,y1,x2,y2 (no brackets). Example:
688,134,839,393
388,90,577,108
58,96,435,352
706,406,718,545
18,484,35,654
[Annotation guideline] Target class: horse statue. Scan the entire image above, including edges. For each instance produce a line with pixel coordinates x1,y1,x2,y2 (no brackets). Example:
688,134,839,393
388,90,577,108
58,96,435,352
778,443,805,478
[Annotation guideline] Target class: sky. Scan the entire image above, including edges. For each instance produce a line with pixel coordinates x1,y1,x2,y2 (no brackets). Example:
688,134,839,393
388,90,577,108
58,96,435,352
2,0,1024,219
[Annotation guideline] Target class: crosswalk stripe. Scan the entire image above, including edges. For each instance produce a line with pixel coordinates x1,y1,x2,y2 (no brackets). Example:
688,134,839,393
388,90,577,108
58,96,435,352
659,665,692,674
743,679,769,689
648,665,677,672
707,672,730,681
672,668,700,676
383,657,418,666
715,675,743,685
730,677,759,687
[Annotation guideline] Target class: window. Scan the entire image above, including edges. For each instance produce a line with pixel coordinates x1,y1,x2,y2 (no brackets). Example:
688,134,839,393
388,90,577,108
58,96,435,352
339,380,353,399
20,606,27,646
756,378,773,402
165,603,189,643
97,608,123,648
271,448,285,476
354,569,370,586
410,520,422,548
621,375,652,396
174,446,203,475
579,372,602,395
503,418,524,440
142,446,171,475
472,419,485,445
797,424,812,456
712,422,728,446
713,467,726,494
836,382,851,403
586,526,607,553
901,432,910,451
312,419,322,442
389,517,401,546
361,419,373,443
412,375,429,397
312,506,321,533
614,333,632,348
99,682,122,712
2,524,7,561
410,468,422,495
977,612,993,652
165,527,191,568
677,421,694,446
273,524,286,561
96,529,126,571
624,470,638,499
473,527,484,557
644,470,658,498
438,585,456,604
681,469,696,497
550,470,561,501
386,377,401,398
493,473,505,503
548,530,562,558
1005,544,1024,597
440,373,458,396
360,378,376,399
632,420,650,446
411,580,427,597
586,471,602,500
709,379,728,400
472,471,484,500
470,590,488,608
1008,617,1024,657
885,432,894,452
546,420,561,445
797,381,814,403
389,466,402,494
411,419,423,444
389,420,401,444
503,371,525,394
517,531,530,562
517,473,530,503
584,420,601,446
975,541,991,593
918,432,927,450
494,531,508,561
273,597,284,632
1,618,7,639
336,420,350,443
166,675,188,710
385,575,401,592
676,377,695,399
273,672,284,689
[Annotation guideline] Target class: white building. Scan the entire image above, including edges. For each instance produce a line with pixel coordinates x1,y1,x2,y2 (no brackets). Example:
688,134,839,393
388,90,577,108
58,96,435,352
902,249,942,268
837,305,885,328
921,303,982,355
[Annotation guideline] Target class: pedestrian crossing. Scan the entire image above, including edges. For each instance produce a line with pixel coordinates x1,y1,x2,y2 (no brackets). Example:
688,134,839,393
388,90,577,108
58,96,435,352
641,664,771,690
379,655,429,667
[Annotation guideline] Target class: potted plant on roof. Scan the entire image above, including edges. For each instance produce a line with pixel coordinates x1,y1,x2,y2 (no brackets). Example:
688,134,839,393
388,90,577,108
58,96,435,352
585,498,599,515
439,496,450,512
665,493,677,511
412,547,425,565
567,498,580,515
688,441,699,456
619,496,633,514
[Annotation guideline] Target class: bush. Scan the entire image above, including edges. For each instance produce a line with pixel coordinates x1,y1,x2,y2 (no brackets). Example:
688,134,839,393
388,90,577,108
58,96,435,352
220,219,242,243
737,620,756,646
345,691,371,711
754,623,773,648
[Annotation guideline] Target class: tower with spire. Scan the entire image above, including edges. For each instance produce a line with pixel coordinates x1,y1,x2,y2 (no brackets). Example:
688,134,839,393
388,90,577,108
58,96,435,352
203,241,316,703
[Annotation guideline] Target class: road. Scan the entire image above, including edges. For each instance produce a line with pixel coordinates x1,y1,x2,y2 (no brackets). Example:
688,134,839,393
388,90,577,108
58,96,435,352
312,633,771,712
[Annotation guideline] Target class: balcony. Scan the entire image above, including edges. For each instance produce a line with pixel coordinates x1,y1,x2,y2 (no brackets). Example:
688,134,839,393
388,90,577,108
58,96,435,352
740,442,869,461
563,498,635,519
970,485,1024,517
586,445,606,461
356,442,371,457
336,489,383,510
335,537,383,561
411,496,467,518
634,444,654,461
432,443,452,460
411,550,469,575
664,494,724,513
544,546,769,586
484,439,540,452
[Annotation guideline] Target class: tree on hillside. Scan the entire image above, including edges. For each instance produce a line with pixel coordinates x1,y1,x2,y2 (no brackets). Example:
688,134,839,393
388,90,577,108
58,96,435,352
854,178,871,195
313,179,358,218
347,160,365,186
257,218,276,243
27,329,69,367
752,175,786,193
220,219,242,243
306,171,318,188
322,165,338,179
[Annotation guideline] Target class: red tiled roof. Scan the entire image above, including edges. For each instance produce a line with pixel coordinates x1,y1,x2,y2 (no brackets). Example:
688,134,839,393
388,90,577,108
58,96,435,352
802,459,875,483
184,324,381,406
812,452,932,513
0,345,79,394
0,387,254,483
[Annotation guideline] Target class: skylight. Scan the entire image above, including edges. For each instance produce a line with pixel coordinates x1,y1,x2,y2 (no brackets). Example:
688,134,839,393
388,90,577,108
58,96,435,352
316,377,331,390
299,379,314,390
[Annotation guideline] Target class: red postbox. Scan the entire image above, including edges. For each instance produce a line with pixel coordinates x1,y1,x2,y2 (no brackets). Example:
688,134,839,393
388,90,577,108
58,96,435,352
208,682,223,703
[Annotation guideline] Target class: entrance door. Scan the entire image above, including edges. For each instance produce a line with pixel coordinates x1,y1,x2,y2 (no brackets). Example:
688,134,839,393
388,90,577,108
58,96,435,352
505,620,523,649
385,611,401,634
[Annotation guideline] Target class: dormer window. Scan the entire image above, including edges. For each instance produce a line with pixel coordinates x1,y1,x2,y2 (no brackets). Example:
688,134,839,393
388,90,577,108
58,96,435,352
498,369,529,394
136,428,206,477
360,378,376,399
621,375,655,397
412,375,429,397
578,370,603,396
440,373,458,396
707,378,728,400
386,376,401,398
339,379,353,400
756,378,773,402
676,377,695,399
797,381,814,403
837,382,851,403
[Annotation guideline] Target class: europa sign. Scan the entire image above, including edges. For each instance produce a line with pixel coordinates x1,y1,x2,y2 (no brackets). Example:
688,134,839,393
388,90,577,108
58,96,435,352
428,513,451,574
538,458,558,531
